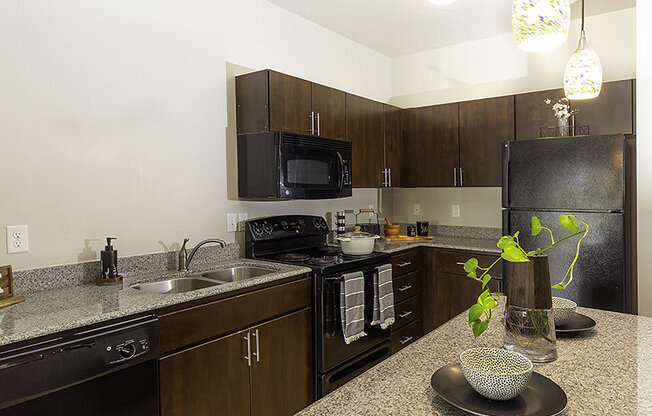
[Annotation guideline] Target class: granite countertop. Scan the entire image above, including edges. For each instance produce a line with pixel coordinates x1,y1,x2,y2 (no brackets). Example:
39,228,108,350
374,236,501,255
0,259,311,347
297,307,652,416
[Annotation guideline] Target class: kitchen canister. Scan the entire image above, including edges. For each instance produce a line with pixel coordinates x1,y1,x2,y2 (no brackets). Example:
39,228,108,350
417,221,429,236
407,225,417,237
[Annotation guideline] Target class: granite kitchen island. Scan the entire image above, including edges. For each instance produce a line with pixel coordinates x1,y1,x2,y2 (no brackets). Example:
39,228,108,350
297,307,652,416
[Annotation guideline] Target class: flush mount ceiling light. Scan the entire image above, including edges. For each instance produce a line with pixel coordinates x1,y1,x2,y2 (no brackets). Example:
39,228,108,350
428,0,457,5
564,0,602,99
512,0,570,52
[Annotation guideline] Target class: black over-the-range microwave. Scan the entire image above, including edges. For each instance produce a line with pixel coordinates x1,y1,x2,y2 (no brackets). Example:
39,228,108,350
237,131,352,199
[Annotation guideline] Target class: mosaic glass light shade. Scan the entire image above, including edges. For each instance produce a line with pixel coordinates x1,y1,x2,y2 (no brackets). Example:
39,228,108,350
512,0,570,52
564,31,602,99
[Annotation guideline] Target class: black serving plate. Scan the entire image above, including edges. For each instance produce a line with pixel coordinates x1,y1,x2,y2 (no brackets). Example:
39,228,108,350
555,313,596,333
430,364,567,416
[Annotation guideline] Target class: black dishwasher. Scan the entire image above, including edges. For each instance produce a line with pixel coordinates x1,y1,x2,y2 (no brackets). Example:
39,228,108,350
0,315,159,416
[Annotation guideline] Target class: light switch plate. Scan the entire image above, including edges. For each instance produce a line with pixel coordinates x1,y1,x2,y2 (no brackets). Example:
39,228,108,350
227,214,237,232
413,204,421,216
7,225,29,254
452,205,461,218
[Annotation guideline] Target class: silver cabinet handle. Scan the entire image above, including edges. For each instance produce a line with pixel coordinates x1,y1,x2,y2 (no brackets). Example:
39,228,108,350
381,168,388,187
397,285,412,292
316,112,320,136
252,329,260,362
397,262,412,267
398,310,413,319
400,336,413,345
456,262,466,266
460,167,464,186
388,168,392,187
243,332,251,366
309,111,315,134
454,168,457,187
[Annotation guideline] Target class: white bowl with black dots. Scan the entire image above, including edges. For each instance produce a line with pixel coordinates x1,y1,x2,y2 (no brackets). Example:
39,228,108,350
459,347,533,401
552,296,577,326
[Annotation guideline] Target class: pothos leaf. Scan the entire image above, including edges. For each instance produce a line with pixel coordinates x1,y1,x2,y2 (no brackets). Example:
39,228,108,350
483,296,498,309
478,288,490,305
481,274,491,289
463,258,478,274
497,236,515,250
531,216,542,236
467,271,477,279
552,283,567,289
559,215,579,233
472,320,489,338
468,304,484,323
513,230,520,239
501,246,530,263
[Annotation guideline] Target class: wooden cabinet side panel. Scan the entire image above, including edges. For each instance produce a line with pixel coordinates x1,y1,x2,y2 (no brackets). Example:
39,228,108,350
346,94,384,188
159,329,251,416
251,308,314,416
312,83,346,140
159,278,311,354
269,71,312,134
459,96,515,187
236,70,270,135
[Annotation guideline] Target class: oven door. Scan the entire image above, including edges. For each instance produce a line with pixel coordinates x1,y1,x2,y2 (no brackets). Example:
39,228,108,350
279,133,352,199
315,265,391,374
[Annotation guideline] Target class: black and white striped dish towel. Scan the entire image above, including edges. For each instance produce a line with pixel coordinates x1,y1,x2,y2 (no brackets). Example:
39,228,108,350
372,263,395,329
340,271,367,344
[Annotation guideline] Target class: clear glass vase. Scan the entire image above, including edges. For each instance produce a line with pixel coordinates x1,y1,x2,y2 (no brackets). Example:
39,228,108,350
558,117,570,136
503,305,557,363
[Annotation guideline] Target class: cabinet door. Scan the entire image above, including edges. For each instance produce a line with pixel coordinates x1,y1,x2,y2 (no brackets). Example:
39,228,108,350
251,308,313,416
384,104,403,187
269,70,312,135
312,83,346,139
346,94,384,188
571,79,634,135
159,329,251,416
435,271,501,327
403,103,459,187
459,96,515,187
515,89,566,140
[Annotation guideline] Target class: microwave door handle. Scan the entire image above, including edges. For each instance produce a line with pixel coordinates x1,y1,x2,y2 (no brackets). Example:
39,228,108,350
337,152,345,194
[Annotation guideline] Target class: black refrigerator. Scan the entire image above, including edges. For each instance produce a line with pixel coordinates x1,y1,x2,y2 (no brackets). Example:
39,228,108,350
502,134,637,314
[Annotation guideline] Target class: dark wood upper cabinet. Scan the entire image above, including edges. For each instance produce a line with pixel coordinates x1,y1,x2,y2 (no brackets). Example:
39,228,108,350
312,83,346,140
571,79,634,136
268,71,312,135
384,104,403,187
346,94,384,188
402,103,459,187
459,96,515,187
515,88,566,140
250,308,313,416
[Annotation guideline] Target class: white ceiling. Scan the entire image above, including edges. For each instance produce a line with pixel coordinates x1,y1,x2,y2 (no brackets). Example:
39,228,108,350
267,0,636,57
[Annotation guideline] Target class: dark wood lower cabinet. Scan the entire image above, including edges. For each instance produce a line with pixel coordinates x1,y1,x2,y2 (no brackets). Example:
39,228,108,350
160,329,252,416
251,308,313,416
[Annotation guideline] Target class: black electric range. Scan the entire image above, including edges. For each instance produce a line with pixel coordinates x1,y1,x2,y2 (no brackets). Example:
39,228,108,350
244,215,392,398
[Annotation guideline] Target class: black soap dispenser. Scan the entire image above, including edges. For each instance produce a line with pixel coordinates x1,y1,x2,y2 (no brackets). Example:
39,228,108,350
97,237,123,285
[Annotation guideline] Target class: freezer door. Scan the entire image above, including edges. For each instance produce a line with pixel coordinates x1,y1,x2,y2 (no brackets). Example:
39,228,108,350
505,135,625,211
506,210,625,312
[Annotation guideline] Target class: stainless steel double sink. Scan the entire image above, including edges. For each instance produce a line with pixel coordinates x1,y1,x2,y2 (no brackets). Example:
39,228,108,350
130,266,276,294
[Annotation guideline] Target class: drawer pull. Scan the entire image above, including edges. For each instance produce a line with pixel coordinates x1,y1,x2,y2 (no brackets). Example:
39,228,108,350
399,336,413,345
398,310,413,319
397,262,412,267
456,262,466,266
397,285,412,292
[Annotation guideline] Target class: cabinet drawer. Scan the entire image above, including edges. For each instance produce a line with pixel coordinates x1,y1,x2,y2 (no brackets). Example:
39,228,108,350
437,250,502,277
391,319,421,354
393,296,420,330
391,250,419,277
159,277,310,355
393,272,418,304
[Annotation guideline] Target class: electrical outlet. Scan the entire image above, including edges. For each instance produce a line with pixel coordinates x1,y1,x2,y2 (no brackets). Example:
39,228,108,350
452,205,461,218
368,204,375,211
6,225,29,254
238,213,248,230
227,213,237,232
413,204,421,216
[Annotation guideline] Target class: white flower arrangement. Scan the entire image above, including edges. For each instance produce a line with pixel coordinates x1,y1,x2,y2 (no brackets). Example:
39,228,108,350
544,97,579,120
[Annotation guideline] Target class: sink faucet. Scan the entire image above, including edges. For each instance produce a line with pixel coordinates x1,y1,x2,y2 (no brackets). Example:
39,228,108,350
178,238,227,271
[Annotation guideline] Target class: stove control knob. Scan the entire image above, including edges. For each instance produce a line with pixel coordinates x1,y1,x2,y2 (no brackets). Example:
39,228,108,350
252,223,263,235
280,221,288,230
320,218,328,229
263,223,273,234
313,218,321,229
120,343,136,359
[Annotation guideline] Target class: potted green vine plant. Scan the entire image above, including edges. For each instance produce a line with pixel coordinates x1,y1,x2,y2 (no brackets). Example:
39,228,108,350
463,214,589,362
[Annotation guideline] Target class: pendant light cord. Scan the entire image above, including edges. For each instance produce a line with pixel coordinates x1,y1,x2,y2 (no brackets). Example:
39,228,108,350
581,0,585,32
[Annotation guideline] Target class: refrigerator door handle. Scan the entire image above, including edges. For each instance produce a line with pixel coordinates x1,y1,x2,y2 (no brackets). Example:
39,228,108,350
502,141,510,208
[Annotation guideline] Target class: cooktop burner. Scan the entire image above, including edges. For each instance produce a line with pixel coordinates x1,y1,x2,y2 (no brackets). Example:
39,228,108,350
278,252,311,262
310,256,338,265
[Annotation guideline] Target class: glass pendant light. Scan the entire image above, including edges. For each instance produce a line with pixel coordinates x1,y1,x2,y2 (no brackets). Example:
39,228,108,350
512,0,570,52
564,0,602,99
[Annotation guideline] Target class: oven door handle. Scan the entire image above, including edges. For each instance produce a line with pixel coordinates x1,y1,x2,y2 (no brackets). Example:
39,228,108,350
337,151,345,195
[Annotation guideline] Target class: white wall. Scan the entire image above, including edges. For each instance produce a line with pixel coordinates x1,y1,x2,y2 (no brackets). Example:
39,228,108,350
0,0,392,270
636,3,651,317
390,8,636,107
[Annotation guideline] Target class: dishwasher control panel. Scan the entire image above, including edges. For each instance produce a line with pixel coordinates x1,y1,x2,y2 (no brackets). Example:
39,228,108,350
101,321,158,365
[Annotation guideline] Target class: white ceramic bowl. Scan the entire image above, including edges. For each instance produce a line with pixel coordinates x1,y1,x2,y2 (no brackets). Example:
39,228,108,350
459,347,533,401
552,296,577,326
